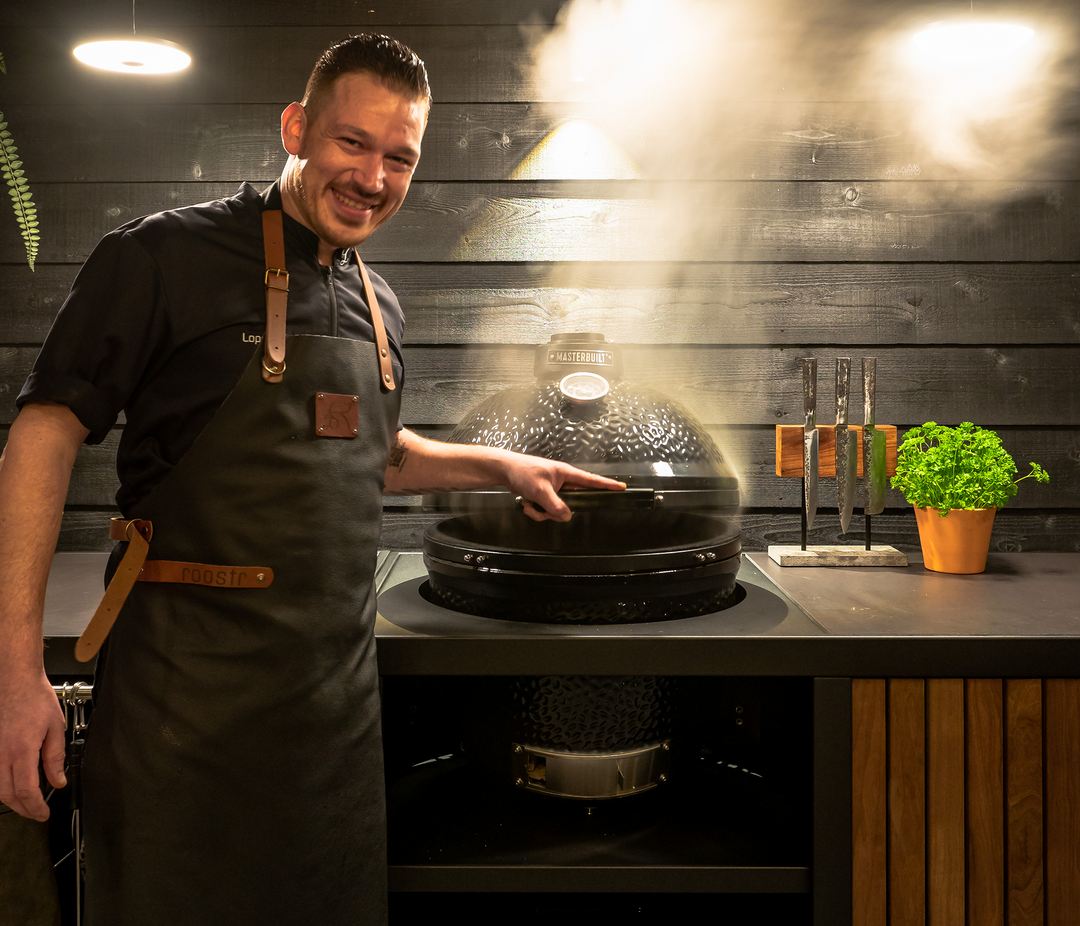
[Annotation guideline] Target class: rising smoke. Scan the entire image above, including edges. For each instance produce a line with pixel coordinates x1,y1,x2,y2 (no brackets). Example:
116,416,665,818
522,0,1078,181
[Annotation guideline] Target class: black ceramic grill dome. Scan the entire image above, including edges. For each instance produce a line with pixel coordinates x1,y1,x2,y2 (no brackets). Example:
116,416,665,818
421,333,742,624
447,381,728,479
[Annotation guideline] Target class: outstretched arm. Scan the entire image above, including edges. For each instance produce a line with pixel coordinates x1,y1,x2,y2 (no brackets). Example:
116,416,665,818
383,428,624,522
0,402,89,821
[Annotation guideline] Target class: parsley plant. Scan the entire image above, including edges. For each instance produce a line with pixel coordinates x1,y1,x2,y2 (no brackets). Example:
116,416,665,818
891,422,1049,515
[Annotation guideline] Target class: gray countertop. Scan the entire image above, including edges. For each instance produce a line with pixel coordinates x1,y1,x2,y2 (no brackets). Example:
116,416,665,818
750,551,1080,637
42,550,1080,678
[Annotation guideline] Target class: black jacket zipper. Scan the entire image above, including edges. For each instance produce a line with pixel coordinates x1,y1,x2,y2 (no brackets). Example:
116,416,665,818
323,263,339,337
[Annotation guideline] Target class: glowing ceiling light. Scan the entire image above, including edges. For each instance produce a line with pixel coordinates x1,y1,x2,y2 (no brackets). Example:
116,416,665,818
73,38,191,74
912,22,1034,67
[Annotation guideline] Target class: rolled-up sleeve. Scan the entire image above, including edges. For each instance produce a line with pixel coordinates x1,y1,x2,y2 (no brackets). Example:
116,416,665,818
17,230,169,444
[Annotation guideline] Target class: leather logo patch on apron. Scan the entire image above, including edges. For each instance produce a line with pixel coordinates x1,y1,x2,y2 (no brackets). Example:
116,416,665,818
315,392,359,438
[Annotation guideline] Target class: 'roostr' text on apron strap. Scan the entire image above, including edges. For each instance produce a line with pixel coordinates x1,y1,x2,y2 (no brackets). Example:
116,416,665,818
74,519,276,662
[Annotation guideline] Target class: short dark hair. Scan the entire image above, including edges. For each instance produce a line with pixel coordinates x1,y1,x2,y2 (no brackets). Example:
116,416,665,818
301,34,431,121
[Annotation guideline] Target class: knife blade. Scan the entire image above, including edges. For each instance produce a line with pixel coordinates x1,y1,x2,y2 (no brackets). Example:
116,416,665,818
863,358,886,515
803,358,819,531
835,358,857,534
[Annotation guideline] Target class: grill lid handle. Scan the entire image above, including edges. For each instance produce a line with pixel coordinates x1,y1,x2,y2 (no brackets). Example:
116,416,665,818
515,487,657,511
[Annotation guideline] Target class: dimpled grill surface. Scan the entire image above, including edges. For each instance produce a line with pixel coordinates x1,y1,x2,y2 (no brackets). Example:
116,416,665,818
448,383,727,468
512,675,674,752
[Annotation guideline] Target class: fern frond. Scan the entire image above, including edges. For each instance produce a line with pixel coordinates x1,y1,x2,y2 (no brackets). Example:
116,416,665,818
0,53,6,75
0,112,39,271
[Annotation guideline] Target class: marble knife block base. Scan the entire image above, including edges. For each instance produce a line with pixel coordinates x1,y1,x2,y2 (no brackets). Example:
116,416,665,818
768,544,909,567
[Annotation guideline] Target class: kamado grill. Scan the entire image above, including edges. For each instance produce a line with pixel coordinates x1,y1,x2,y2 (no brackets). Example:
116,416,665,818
422,333,743,625
384,334,752,802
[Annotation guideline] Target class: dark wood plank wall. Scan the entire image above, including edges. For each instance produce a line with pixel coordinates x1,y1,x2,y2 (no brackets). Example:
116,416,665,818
1,0,1078,553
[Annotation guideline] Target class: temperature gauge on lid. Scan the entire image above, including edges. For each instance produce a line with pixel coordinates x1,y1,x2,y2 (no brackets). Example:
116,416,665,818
559,371,610,405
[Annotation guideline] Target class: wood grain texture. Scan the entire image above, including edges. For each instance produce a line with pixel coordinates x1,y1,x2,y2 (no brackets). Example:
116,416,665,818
398,346,1080,429
852,678,887,926
3,181,1079,264
9,101,1078,184
774,425,897,478
1045,679,1080,926
888,678,926,926
5,262,1078,347
928,678,966,926
1005,678,1044,926
967,678,1005,926
8,346,1080,430
377,262,1080,347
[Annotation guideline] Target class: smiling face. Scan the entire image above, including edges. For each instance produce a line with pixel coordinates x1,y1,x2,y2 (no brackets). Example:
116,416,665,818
279,71,427,264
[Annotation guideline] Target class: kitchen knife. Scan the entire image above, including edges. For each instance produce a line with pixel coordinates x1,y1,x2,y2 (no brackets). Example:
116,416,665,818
803,359,819,531
863,358,886,515
835,358,857,534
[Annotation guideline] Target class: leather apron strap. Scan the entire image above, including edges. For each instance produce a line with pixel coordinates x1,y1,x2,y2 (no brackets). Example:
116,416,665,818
74,519,152,663
261,210,288,383
261,209,395,391
358,258,396,391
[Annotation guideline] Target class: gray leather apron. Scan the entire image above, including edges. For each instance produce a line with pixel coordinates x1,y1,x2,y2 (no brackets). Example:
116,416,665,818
80,228,400,925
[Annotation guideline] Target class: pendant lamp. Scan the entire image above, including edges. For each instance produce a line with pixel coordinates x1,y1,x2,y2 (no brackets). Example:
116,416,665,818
73,0,191,74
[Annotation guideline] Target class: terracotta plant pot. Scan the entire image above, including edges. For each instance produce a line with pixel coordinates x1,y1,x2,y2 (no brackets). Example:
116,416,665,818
913,506,997,574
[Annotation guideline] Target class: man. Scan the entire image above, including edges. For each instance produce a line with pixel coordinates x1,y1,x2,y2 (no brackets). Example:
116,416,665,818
0,34,620,925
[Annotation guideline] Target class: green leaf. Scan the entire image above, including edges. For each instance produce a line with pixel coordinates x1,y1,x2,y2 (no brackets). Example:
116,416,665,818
891,422,1047,511
0,113,42,271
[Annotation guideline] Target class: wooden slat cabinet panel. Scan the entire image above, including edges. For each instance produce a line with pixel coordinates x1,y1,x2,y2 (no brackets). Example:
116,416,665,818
966,679,1005,926
853,679,887,926
851,679,1077,926
889,679,927,926
1005,679,1044,926
927,679,965,926
1045,680,1080,926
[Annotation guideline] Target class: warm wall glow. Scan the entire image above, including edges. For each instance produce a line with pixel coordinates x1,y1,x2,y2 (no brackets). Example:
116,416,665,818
73,39,191,74
510,119,642,180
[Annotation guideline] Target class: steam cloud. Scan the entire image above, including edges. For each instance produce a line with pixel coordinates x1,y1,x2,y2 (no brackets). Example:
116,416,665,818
522,0,1079,181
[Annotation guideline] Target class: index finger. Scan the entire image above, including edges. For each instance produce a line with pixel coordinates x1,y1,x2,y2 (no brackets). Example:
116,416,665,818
559,468,626,491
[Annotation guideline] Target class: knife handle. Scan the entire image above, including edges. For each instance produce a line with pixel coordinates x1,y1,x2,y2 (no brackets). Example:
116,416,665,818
803,358,817,427
836,358,850,427
862,358,877,427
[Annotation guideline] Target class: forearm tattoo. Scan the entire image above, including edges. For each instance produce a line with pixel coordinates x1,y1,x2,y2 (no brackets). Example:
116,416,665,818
387,433,409,471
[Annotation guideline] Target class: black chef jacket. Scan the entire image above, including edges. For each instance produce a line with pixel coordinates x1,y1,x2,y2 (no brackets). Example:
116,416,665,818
17,183,406,514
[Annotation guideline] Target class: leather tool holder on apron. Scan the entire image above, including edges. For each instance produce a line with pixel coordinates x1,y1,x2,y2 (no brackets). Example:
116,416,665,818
78,211,401,926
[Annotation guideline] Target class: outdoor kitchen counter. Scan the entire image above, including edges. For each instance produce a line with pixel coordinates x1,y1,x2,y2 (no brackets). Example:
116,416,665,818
40,551,1080,678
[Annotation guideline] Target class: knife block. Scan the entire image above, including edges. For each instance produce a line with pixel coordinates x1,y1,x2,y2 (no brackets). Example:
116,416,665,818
774,425,897,477
769,425,908,567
